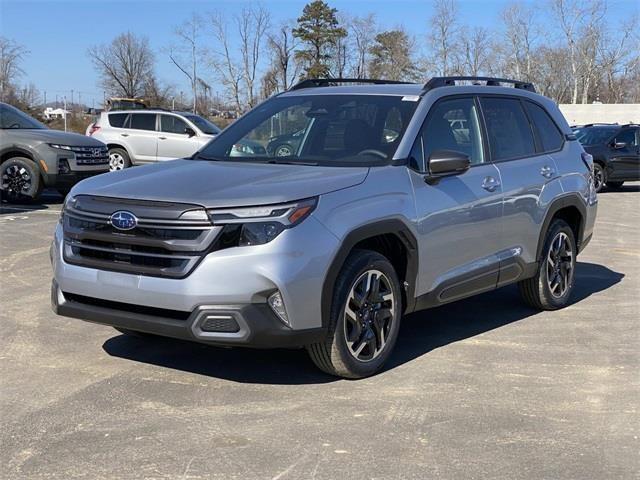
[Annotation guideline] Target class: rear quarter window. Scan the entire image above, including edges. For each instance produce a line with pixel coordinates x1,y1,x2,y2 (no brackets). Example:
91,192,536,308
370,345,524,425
108,113,129,128
524,102,564,152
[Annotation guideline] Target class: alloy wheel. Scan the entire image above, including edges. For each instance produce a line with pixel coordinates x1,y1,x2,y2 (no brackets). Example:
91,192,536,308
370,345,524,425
109,153,125,171
546,232,574,298
275,145,293,157
593,164,604,192
1,163,32,198
343,269,395,362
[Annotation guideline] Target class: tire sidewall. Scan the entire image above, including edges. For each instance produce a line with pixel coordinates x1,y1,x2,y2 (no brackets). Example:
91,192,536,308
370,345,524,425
593,163,605,192
1,157,42,202
330,251,403,377
539,221,577,309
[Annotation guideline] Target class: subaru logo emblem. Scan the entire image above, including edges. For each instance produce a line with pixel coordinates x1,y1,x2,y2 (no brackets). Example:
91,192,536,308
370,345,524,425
110,211,137,230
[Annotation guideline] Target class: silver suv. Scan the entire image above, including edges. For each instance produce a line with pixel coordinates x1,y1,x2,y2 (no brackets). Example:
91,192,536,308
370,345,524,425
52,77,598,378
88,110,222,171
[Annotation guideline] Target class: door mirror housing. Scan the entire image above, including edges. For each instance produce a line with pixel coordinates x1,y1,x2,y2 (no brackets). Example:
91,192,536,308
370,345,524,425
425,149,470,184
613,141,627,149
185,127,196,137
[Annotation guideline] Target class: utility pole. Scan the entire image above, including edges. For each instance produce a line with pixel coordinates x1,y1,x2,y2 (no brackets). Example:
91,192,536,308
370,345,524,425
63,96,67,132
44,91,47,107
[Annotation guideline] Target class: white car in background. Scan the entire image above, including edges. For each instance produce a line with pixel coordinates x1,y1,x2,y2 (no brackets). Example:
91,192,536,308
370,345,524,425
87,110,224,171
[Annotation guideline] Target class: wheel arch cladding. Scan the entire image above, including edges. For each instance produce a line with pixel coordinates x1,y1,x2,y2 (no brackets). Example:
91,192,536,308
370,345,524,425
536,195,586,260
321,219,419,327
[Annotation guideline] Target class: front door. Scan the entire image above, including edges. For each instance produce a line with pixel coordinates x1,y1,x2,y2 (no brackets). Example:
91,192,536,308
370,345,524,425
410,96,504,303
609,127,640,181
157,114,201,161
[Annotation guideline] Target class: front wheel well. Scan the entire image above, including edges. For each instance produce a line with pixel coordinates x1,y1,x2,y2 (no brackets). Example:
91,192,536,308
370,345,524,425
352,233,410,307
1,150,35,164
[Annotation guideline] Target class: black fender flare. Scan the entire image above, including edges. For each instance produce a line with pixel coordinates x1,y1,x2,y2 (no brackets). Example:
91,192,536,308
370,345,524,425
320,218,419,328
535,193,587,260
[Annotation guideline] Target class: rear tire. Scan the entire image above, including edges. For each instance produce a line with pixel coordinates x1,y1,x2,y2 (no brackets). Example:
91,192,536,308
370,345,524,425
606,181,624,189
592,163,605,192
109,148,131,171
519,219,576,310
307,249,402,379
1,157,43,203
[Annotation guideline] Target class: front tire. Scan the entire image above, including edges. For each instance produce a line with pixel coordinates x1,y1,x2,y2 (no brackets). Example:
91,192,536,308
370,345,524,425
519,219,576,310
1,157,43,203
307,250,402,379
109,148,131,171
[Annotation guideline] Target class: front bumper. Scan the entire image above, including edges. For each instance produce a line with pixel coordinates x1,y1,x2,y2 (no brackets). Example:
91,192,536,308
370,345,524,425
51,280,325,348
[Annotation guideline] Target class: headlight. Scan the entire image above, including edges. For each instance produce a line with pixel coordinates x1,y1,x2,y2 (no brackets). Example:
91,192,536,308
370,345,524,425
59,195,77,223
208,197,317,246
49,144,73,150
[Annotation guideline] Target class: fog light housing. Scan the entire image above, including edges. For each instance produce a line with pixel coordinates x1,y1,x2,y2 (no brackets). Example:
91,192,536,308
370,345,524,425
58,159,71,174
268,291,289,327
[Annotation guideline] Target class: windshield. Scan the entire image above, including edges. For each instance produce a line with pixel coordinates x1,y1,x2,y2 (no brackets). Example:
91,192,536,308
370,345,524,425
186,115,221,135
573,126,619,146
0,103,46,129
194,94,418,166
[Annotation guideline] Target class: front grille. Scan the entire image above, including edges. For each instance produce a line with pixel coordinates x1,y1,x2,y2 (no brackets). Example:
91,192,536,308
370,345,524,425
63,195,222,278
71,146,109,165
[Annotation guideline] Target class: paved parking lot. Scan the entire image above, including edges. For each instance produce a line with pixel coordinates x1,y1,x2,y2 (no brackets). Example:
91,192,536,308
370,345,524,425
1,185,638,480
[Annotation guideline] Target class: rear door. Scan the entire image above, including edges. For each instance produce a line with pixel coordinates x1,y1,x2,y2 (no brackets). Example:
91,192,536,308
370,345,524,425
410,96,504,301
157,114,201,161
609,127,640,181
481,96,565,284
126,113,159,164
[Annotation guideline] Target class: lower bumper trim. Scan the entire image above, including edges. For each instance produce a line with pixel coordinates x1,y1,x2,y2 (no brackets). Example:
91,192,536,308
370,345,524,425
51,280,326,348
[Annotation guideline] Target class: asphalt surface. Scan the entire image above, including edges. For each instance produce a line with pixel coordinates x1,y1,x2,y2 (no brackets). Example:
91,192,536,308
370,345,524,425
1,185,638,480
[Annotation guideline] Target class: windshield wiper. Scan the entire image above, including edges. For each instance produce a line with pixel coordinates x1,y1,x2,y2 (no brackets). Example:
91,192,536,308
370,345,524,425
266,159,319,166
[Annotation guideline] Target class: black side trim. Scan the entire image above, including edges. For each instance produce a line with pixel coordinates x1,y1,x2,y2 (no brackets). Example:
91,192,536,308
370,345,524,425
321,219,419,327
536,194,587,260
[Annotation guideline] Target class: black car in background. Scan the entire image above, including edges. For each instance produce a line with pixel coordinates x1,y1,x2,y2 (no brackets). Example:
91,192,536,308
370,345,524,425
572,123,640,192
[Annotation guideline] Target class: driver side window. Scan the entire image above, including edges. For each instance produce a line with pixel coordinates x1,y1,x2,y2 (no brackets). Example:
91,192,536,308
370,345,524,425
420,97,485,170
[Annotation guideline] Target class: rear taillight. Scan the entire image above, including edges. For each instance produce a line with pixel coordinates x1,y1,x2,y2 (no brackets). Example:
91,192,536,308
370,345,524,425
581,152,593,171
88,124,100,136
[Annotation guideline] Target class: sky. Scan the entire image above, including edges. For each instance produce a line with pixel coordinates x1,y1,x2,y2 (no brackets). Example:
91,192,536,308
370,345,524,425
0,0,637,107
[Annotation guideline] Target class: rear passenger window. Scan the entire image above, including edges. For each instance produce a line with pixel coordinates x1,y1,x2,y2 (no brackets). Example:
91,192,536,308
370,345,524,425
108,113,129,128
480,98,536,161
130,113,156,131
524,102,564,152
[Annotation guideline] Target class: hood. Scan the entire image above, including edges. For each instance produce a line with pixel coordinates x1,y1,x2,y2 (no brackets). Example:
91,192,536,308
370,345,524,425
9,128,105,146
71,159,369,207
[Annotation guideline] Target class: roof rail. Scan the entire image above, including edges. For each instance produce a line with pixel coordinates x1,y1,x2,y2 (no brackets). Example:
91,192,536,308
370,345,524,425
423,76,536,93
288,78,413,91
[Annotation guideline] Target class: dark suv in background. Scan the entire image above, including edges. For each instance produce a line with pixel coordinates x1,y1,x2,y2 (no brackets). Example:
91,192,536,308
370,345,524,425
572,123,640,191
1,102,109,202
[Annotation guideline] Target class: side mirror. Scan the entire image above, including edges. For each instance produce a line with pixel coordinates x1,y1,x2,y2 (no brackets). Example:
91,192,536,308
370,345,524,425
425,149,470,184
613,141,627,149
185,127,196,137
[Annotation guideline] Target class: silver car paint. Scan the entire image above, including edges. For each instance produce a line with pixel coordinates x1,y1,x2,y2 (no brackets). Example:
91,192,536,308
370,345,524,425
53,83,597,334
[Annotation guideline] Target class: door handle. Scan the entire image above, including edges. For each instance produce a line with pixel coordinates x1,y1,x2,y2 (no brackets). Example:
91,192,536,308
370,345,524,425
120,133,129,137
540,165,555,178
159,136,167,140
481,176,500,192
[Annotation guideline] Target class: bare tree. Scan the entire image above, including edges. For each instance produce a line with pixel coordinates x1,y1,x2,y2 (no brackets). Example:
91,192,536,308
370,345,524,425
0,37,28,101
267,22,300,91
551,0,607,104
169,14,203,113
238,4,270,108
501,3,538,81
349,14,377,78
459,27,491,76
88,32,155,98
428,0,460,76
208,12,243,112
